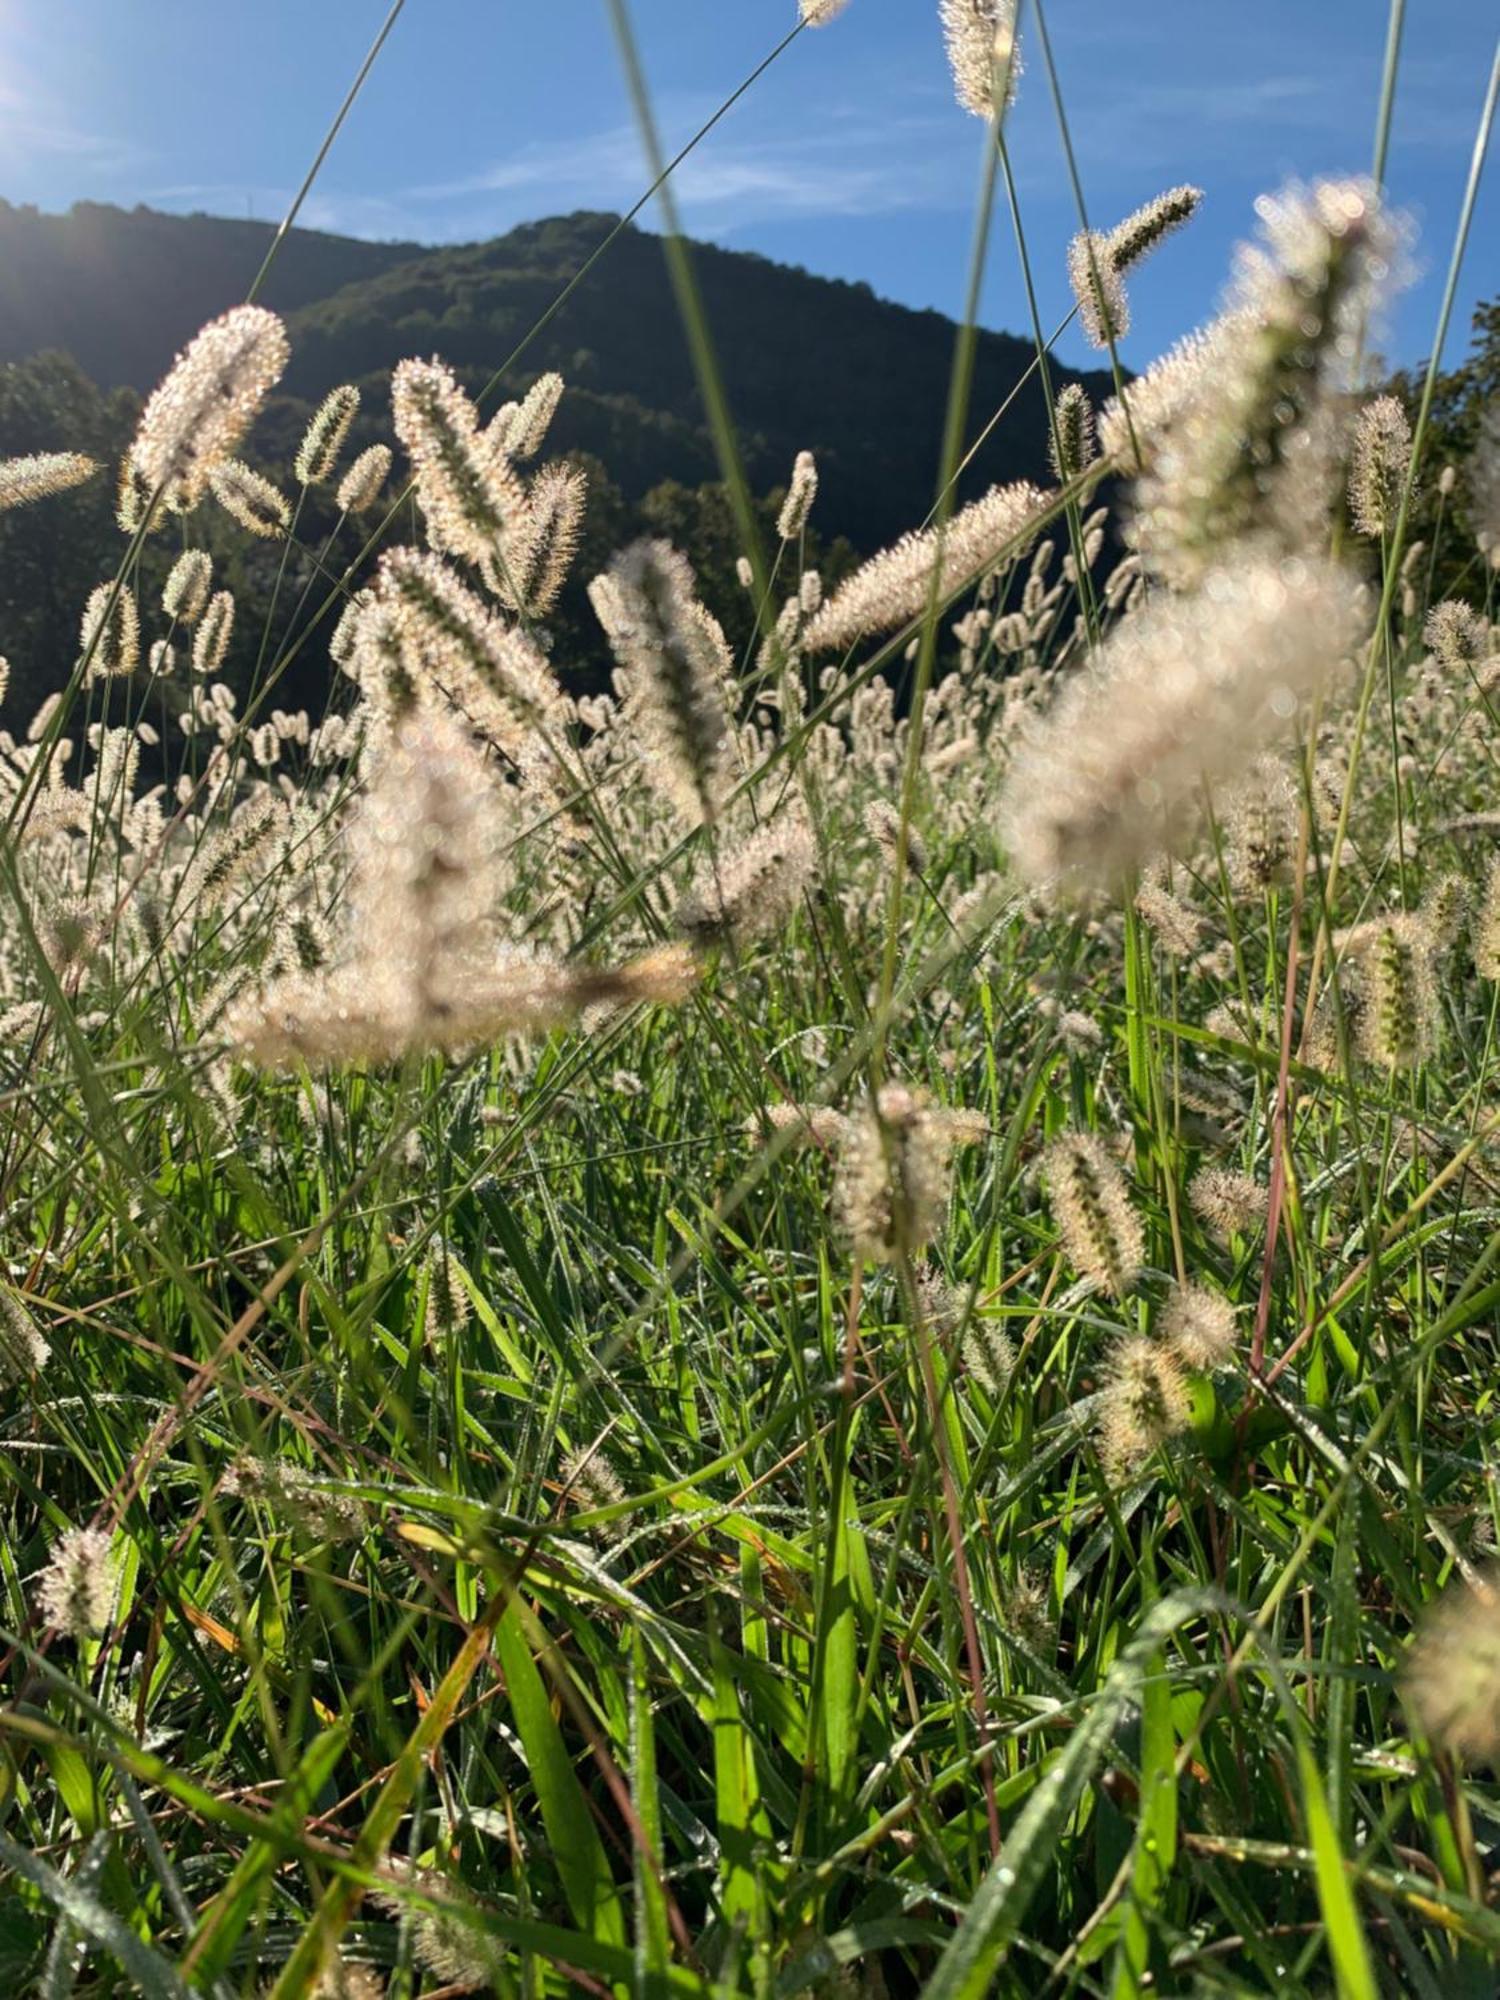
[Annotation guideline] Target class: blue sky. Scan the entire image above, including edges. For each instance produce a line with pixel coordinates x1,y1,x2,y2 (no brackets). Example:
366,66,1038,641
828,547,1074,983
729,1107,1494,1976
0,1,1494,375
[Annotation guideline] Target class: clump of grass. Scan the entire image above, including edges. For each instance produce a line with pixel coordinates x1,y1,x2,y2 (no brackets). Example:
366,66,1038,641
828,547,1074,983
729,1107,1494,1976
1,7,1498,1997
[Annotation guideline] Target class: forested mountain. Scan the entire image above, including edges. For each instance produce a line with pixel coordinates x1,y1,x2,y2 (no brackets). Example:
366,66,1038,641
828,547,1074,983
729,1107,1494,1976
0,201,1125,720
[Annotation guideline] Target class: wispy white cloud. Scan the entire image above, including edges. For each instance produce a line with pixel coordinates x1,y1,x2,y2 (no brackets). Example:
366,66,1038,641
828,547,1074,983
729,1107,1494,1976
400,93,963,240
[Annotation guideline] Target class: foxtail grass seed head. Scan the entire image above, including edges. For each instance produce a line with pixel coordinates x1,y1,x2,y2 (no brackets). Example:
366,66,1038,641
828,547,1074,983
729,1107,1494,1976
193,590,235,676
1188,1166,1268,1245
37,1524,117,1640
337,442,392,514
1403,1572,1500,1763
940,0,1020,119
163,548,213,625
747,1102,848,1150
1099,1335,1191,1474
1470,404,1500,560
560,1444,627,1525
834,1086,979,1263
209,457,290,539
999,556,1368,896
1224,756,1298,898
1356,915,1439,1071
392,356,532,590
130,304,289,510
497,371,565,461
0,1285,49,1380
598,539,734,826
803,480,1047,652
372,545,561,747
1422,872,1468,955
1425,601,1491,674
224,1454,365,1542
800,0,851,20
1159,1280,1237,1372
1134,869,1205,958
295,385,361,486
80,583,140,679
1131,180,1402,586
676,809,817,951
1474,856,1500,981
1068,231,1130,350
1049,383,1097,485
0,450,100,511
777,450,819,540
1106,184,1204,275
1347,394,1412,538
1042,1132,1143,1298
865,798,928,875
516,461,587,615
424,1240,471,1345
1065,188,1201,358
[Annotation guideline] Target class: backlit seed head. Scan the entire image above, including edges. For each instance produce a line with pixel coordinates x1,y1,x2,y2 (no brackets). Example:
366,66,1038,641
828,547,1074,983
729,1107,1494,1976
1049,383,1097,485
1130,179,1403,587
1159,1279,1237,1372
940,0,1020,120
193,591,236,676
597,539,734,826
1098,1335,1191,1475
999,558,1368,897
1105,185,1203,276
777,450,819,540
1347,393,1412,538
130,304,289,510
209,457,291,539
0,451,100,511
36,1524,118,1640
163,548,213,625
1188,1166,1268,1245
1068,231,1130,350
834,1087,982,1264
1134,868,1206,958
392,356,533,594
800,0,851,20
337,443,392,514
1042,1131,1143,1298
80,583,140,679
803,480,1047,652
1223,756,1298,898
495,371,564,461
864,798,928,876
295,384,360,486
676,809,818,951
514,460,587,615
1425,601,1491,674
1403,1571,1500,1764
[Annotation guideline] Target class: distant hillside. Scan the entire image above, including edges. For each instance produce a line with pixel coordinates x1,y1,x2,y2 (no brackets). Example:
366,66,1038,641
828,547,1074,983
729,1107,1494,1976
0,202,1122,723
0,203,1116,556
0,201,425,393
291,209,1117,554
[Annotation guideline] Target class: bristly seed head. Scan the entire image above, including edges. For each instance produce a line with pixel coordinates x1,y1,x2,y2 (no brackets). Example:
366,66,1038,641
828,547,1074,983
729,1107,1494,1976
1049,383,1097,485
163,548,214,625
940,0,1020,120
1347,393,1412,538
1098,1335,1191,1475
1159,1279,1237,1372
1403,1571,1500,1765
0,451,100,511
130,304,289,512
337,443,392,515
37,1523,118,1640
1042,1131,1143,1298
777,450,819,540
209,457,291,539
295,384,361,486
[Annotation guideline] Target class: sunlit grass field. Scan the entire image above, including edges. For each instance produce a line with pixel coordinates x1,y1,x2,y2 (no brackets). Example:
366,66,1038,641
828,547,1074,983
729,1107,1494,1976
2,2,1500,1995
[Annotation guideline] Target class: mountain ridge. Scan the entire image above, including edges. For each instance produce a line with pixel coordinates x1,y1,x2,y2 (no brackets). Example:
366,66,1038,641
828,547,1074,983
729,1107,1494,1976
0,201,1115,554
